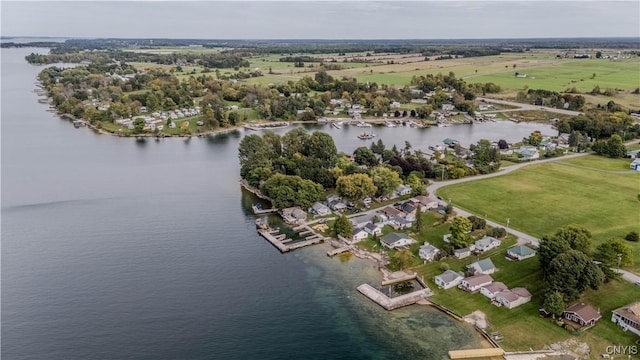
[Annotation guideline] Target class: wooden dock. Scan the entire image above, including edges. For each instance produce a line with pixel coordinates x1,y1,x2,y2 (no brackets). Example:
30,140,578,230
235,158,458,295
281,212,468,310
257,225,326,253
448,348,504,359
258,229,290,253
327,246,351,257
252,205,278,214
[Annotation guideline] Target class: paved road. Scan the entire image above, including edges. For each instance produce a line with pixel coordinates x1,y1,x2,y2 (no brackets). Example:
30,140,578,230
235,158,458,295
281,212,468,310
427,149,640,281
426,152,591,243
477,97,584,116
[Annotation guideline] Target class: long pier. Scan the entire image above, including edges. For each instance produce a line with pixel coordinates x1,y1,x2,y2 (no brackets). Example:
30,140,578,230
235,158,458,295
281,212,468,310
327,246,351,257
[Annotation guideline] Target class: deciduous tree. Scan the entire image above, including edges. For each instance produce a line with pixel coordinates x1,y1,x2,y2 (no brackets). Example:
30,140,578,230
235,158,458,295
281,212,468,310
336,173,377,203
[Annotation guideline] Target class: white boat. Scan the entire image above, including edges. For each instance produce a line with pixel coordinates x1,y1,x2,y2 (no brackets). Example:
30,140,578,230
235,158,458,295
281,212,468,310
331,121,343,129
385,121,397,127
357,132,376,140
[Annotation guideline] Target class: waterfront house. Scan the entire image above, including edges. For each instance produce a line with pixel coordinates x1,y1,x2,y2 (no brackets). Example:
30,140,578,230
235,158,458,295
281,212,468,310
434,270,464,289
494,288,532,309
352,228,368,243
474,236,501,253
507,245,536,261
309,202,331,216
467,258,496,275
395,184,412,196
454,247,473,259
390,216,413,230
418,242,440,262
380,232,416,249
460,274,494,292
364,222,383,236
281,207,307,224
480,282,508,299
563,303,601,328
611,302,640,336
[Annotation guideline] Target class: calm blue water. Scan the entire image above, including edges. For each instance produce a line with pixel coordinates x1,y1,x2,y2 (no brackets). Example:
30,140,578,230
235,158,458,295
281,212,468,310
1,47,552,360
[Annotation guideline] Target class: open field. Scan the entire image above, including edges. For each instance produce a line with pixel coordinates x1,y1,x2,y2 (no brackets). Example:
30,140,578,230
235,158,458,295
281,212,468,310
437,155,640,272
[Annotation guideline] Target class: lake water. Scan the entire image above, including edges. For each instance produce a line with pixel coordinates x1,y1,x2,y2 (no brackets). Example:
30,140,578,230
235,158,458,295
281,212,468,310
1,47,555,360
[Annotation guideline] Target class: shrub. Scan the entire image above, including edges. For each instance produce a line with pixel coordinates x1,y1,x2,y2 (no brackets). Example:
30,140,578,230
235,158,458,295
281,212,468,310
625,231,639,242
487,227,507,239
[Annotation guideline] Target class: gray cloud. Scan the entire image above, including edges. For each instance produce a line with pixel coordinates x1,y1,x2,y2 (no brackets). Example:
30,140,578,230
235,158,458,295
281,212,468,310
1,1,638,39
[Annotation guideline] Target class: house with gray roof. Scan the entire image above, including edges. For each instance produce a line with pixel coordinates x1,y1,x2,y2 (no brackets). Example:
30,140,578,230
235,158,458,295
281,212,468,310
418,242,440,262
364,222,383,236
454,247,473,259
395,184,412,197
380,232,416,249
467,258,496,275
474,236,501,253
352,228,368,243
434,270,464,289
507,245,536,261
390,216,413,230
309,202,331,216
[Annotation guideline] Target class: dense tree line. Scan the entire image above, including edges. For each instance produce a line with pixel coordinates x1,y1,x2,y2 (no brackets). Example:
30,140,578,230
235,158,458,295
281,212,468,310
515,89,585,110
539,225,632,312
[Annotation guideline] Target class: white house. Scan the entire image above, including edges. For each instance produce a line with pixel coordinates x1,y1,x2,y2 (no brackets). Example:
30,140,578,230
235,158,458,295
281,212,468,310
395,184,412,196
442,104,455,111
480,282,508,299
467,258,496,275
474,236,501,253
434,270,464,289
454,247,473,259
390,216,413,230
352,228,368,242
630,158,640,171
494,288,532,309
611,302,640,336
418,242,440,262
515,146,540,160
380,232,416,249
364,222,383,236
460,274,494,292
309,202,331,216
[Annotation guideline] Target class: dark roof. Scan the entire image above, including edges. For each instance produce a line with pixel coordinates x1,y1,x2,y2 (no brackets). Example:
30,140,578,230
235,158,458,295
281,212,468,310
564,303,601,322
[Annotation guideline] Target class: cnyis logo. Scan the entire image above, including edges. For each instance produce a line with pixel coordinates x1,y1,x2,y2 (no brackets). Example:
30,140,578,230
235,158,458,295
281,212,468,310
606,345,639,356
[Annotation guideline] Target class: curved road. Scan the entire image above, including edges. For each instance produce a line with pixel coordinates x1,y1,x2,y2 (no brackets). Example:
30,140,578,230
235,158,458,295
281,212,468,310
427,152,590,246
426,149,640,281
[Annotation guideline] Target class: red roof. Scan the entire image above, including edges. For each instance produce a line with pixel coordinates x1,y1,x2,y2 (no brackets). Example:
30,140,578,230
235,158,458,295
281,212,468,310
564,303,601,322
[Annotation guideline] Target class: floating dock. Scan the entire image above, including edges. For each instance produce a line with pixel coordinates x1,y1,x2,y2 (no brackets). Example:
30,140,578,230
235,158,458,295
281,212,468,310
356,284,433,311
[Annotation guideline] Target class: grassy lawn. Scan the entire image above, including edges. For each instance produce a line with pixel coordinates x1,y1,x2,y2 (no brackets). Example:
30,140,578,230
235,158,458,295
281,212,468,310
412,243,640,353
437,155,640,272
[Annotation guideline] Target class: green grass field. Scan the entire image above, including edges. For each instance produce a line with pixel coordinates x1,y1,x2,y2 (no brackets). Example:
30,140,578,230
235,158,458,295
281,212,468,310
437,155,640,272
415,249,640,352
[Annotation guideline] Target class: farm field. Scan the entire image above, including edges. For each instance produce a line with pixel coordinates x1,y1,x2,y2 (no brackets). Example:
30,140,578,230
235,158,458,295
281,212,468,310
436,155,640,272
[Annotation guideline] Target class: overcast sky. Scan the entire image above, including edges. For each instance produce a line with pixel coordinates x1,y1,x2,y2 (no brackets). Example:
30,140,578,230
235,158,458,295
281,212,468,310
1,1,639,39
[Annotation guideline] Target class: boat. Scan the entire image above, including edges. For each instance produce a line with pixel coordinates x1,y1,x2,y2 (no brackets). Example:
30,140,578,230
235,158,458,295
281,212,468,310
356,121,372,128
385,121,397,127
255,218,270,231
357,132,376,140
331,121,343,129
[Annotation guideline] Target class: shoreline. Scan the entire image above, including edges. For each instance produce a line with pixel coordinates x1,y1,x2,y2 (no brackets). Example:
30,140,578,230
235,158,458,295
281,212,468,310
241,181,502,353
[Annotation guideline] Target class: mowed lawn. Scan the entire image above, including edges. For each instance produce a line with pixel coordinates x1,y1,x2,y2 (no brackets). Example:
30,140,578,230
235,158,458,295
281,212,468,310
437,155,640,271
